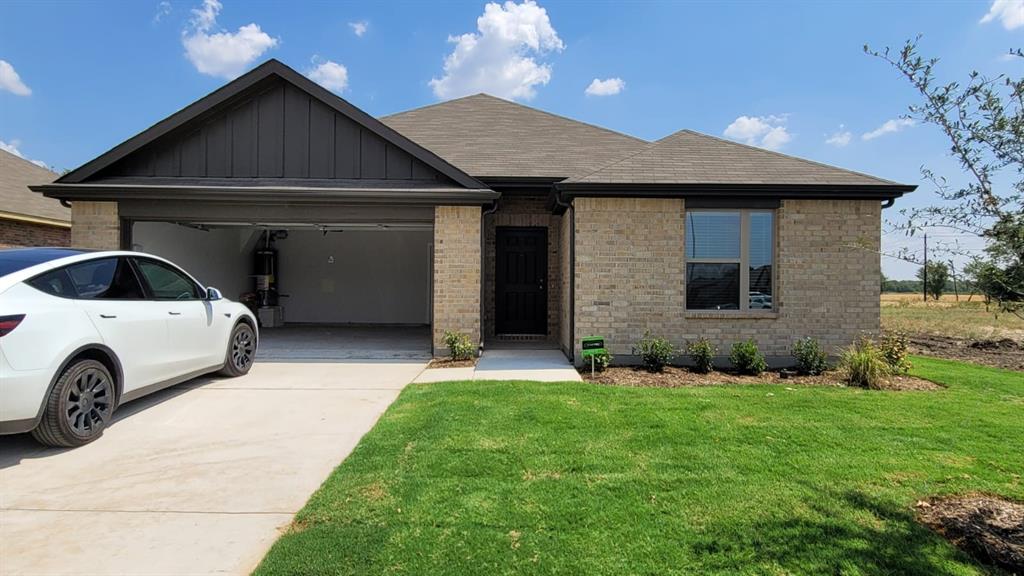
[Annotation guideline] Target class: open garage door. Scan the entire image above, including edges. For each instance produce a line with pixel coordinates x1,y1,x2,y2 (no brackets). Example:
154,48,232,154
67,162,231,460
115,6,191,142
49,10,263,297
130,220,433,360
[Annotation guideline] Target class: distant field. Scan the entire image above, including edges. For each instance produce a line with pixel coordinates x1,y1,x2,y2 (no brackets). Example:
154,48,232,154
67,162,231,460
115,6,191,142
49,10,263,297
881,293,1024,341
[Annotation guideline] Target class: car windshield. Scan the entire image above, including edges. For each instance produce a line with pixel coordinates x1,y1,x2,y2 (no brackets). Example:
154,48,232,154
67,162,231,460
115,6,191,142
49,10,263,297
0,248,90,277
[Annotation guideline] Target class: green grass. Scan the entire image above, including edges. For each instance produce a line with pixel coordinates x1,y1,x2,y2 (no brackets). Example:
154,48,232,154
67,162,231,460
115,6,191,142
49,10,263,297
256,357,1024,575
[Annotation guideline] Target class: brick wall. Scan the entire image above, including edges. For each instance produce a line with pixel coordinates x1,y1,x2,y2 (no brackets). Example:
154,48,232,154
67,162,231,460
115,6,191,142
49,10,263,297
433,205,481,355
71,201,120,249
483,194,561,340
559,208,572,355
0,219,70,248
572,197,881,363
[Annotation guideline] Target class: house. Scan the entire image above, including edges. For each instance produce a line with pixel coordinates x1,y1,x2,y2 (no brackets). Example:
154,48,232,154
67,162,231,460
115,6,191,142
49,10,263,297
0,149,69,248
33,59,915,364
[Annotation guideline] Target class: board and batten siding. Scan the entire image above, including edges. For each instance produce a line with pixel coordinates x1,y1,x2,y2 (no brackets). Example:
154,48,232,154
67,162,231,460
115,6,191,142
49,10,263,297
103,79,442,182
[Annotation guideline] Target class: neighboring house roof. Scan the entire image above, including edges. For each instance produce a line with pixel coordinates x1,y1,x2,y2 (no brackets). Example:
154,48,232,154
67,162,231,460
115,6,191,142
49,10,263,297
565,129,903,187
380,94,649,180
0,149,68,226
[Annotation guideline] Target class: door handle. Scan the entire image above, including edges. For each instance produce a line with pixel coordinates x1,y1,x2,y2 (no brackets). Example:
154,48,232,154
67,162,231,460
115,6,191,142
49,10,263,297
99,314,117,319
168,311,182,316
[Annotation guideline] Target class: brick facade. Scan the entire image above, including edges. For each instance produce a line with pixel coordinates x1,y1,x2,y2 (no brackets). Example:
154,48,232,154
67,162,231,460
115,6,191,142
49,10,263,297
572,197,881,363
483,194,561,341
433,205,482,354
0,219,70,248
71,201,120,250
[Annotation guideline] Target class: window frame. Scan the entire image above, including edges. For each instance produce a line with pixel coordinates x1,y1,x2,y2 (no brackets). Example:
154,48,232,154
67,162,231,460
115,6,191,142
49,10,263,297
684,208,776,313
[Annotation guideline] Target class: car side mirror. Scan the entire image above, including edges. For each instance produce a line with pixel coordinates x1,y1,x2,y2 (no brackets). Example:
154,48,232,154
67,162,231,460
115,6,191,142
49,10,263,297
206,287,223,301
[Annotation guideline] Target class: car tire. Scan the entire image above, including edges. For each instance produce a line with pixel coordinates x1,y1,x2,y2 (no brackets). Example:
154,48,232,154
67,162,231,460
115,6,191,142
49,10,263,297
219,322,256,377
32,359,116,448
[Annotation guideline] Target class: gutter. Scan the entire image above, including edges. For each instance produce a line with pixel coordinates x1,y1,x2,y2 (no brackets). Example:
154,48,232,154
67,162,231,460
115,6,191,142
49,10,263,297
0,211,71,228
553,182,917,203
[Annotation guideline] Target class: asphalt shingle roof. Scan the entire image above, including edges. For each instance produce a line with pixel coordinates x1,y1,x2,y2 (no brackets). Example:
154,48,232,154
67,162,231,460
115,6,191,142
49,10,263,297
565,130,901,186
380,93,649,180
0,149,67,223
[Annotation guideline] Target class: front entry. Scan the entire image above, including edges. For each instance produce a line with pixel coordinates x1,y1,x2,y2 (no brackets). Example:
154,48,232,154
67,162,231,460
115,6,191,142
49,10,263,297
495,227,548,335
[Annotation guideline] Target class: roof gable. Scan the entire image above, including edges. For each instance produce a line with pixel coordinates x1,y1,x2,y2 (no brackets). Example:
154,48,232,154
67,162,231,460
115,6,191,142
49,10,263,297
567,129,902,187
59,60,484,190
380,94,649,179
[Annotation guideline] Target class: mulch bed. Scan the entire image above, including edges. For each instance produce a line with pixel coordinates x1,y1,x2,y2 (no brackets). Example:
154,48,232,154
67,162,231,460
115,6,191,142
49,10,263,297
426,358,477,369
581,366,942,391
902,333,1024,372
916,495,1024,572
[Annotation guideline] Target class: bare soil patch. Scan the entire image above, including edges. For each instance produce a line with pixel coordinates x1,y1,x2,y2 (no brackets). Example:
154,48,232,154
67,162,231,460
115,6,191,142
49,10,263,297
581,366,941,391
916,495,1024,573
902,333,1024,372
427,358,477,369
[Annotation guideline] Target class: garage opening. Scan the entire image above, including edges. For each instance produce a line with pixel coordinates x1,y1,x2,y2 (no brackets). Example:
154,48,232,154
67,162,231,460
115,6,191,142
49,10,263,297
130,221,432,361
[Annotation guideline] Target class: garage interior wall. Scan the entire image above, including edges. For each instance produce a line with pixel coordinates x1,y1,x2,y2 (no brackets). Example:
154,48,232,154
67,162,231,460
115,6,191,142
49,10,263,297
132,221,250,299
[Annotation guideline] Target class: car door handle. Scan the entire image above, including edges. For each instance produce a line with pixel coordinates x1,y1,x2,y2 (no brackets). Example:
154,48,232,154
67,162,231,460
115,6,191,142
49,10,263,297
168,311,182,316
99,314,117,319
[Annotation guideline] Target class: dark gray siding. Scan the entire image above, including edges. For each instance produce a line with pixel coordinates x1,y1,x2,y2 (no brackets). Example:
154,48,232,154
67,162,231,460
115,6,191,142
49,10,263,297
103,79,445,182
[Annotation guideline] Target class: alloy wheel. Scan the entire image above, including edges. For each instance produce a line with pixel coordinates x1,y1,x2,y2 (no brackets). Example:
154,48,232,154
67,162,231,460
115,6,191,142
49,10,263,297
231,327,255,371
65,367,113,436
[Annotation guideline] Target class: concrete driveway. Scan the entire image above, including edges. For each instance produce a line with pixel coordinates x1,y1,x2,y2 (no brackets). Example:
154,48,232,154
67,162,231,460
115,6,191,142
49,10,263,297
0,360,426,575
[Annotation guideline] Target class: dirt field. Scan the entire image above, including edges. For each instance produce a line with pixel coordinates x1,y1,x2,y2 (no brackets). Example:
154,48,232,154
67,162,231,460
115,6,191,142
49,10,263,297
882,293,1024,371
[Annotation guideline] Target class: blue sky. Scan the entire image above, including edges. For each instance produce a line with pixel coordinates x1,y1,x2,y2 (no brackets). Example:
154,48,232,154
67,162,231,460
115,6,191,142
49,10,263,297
1,0,1021,278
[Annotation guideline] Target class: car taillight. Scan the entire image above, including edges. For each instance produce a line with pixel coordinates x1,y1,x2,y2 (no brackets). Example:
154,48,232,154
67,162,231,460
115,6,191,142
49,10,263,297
0,314,25,337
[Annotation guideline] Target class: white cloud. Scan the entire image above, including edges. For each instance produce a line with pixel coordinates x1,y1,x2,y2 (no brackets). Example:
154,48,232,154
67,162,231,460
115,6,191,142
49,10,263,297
862,118,914,141
429,0,564,101
980,0,1024,30
348,20,368,37
182,0,279,79
825,125,852,147
0,139,48,169
723,115,792,150
0,60,31,96
153,1,172,23
307,58,349,93
585,77,625,96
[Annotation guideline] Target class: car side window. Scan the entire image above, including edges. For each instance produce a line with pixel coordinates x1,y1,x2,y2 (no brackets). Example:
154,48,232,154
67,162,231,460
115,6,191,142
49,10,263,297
134,259,201,301
64,257,146,300
27,268,78,298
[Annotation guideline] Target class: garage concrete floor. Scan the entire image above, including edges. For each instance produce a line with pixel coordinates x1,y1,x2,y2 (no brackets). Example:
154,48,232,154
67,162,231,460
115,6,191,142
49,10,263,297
0,360,427,575
256,324,431,361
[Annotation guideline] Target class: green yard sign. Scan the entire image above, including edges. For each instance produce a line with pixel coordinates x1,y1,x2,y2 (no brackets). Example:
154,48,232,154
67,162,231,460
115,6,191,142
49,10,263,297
580,336,606,357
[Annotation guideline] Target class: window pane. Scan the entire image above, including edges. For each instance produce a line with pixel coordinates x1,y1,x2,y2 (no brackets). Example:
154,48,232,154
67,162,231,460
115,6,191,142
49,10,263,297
686,263,740,310
686,212,740,259
65,258,145,300
748,212,773,309
28,268,77,298
135,260,200,300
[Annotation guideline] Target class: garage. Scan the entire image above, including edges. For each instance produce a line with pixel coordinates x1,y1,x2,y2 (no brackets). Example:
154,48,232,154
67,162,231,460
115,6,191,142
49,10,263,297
130,219,434,360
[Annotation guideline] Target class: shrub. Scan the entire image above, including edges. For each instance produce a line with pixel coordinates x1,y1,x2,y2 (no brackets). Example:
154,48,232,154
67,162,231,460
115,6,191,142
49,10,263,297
443,330,475,361
839,337,890,389
686,337,717,374
880,332,912,375
730,339,767,375
590,351,613,372
633,332,676,372
792,337,828,375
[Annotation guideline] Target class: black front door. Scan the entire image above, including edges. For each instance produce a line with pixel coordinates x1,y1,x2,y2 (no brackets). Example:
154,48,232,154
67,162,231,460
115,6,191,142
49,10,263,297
495,227,547,335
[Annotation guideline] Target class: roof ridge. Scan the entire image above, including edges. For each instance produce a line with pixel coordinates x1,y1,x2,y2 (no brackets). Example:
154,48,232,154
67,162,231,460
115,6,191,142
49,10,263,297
568,136,663,182
677,129,901,186
379,93,492,119
0,148,56,175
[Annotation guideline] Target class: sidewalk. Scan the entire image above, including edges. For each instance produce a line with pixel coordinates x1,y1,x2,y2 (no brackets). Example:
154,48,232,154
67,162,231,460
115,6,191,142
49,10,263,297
414,349,581,383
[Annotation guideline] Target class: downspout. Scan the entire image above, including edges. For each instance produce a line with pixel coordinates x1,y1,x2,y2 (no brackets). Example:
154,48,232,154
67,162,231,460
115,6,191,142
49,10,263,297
60,199,72,208
479,199,500,355
552,188,574,365
881,198,895,209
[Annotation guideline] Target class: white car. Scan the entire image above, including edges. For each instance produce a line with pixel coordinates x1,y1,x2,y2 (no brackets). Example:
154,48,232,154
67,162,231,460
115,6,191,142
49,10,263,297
0,248,258,447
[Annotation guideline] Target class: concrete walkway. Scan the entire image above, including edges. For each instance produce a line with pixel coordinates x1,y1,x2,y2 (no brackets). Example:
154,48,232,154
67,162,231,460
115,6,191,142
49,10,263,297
414,349,581,383
0,360,425,576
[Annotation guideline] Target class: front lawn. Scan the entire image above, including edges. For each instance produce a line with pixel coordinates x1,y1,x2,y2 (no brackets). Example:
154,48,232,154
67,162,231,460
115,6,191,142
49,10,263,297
256,357,1024,575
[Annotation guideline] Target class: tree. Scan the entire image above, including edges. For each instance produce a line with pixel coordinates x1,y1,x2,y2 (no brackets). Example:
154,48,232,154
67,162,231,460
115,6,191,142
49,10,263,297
866,39,1024,318
916,261,949,300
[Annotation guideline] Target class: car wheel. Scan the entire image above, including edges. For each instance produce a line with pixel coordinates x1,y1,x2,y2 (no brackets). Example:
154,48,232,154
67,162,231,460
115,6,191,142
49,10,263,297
219,322,256,377
32,359,115,447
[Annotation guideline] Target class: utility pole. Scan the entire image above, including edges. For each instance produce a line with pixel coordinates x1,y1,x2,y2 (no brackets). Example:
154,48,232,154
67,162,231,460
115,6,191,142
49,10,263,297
923,232,928,302
949,259,959,302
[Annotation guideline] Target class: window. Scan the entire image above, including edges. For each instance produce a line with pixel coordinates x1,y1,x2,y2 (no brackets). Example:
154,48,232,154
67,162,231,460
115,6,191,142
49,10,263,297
27,268,77,298
685,210,773,311
63,258,146,300
134,259,201,300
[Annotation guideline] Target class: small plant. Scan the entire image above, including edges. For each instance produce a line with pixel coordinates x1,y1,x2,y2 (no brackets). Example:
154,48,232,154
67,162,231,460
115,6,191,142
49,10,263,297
792,337,828,375
633,332,676,373
686,337,717,374
730,339,767,375
443,330,475,361
879,332,912,375
591,351,613,372
839,337,890,389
